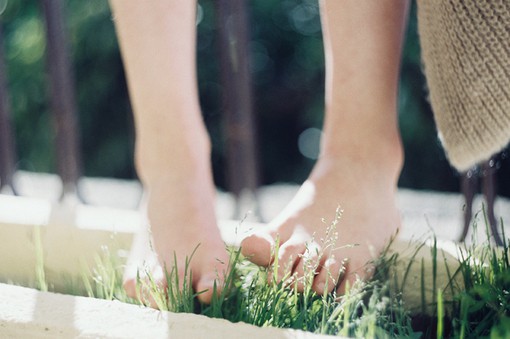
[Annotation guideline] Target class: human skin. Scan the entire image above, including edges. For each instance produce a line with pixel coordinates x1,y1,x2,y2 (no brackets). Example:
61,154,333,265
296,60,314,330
109,0,229,304
241,0,408,293
110,0,409,303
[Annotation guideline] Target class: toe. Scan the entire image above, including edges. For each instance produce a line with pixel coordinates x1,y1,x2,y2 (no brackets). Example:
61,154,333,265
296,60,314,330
335,259,372,295
273,240,307,284
194,252,229,304
241,232,275,266
335,265,354,295
130,266,168,309
123,277,137,299
312,256,346,295
196,274,223,304
123,257,161,303
292,242,321,292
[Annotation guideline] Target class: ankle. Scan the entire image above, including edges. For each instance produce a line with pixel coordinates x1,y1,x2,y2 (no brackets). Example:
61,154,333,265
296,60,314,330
135,135,213,189
318,137,403,184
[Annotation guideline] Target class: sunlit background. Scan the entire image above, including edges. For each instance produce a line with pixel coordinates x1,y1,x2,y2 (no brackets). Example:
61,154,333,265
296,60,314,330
2,0,510,196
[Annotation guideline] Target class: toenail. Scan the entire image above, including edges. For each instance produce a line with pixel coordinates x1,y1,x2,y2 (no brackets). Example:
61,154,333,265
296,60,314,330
316,282,325,292
201,276,217,287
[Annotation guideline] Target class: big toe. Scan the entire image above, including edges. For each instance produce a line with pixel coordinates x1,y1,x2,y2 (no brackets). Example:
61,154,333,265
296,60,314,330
124,267,167,309
123,277,137,299
312,257,346,295
196,274,224,304
241,232,275,266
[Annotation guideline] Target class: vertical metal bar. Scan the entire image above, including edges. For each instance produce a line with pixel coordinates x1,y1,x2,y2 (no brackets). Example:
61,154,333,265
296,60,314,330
481,159,503,245
459,168,477,242
41,0,82,198
215,0,260,217
0,24,17,194
461,159,503,245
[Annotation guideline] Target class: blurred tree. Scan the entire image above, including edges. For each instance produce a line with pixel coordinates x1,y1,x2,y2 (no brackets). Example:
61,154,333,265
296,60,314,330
2,0,51,173
3,0,509,197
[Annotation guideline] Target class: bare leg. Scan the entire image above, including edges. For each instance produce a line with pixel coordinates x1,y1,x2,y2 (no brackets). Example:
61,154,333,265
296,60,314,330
110,0,228,304
242,0,408,294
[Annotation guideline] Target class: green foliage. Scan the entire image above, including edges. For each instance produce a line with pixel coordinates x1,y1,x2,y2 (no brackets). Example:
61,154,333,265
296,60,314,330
1,0,134,178
450,215,510,339
1,0,479,193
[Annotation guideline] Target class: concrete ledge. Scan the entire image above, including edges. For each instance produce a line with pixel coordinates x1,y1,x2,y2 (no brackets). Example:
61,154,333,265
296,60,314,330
2,176,509,337
0,238,465,338
0,194,137,290
0,239,463,338
0,283,336,339
0,191,477,338
0,193,249,292
0,191,473,307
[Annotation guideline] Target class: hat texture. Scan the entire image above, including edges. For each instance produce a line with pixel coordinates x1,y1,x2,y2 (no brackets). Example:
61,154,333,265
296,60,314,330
417,0,510,171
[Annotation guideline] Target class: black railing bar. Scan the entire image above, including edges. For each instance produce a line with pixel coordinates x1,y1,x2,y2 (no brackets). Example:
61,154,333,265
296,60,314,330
215,0,261,220
481,159,504,245
41,0,82,200
460,158,503,246
460,167,477,243
0,23,17,195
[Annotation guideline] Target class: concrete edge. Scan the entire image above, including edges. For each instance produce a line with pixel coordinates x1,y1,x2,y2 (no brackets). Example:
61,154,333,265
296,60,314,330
0,194,250,290
0,283,337,339
0,192,476,337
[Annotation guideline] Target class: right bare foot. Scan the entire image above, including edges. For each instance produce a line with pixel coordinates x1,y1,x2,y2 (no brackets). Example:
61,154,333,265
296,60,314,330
123,171,230,306
241,153,402,295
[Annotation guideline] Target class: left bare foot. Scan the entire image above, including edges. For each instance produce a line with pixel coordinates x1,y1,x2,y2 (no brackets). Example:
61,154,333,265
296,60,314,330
122,170,230,307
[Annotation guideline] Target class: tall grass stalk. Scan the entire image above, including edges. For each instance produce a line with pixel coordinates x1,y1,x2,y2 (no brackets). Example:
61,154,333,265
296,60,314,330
437,289,444,339
33,225,47,292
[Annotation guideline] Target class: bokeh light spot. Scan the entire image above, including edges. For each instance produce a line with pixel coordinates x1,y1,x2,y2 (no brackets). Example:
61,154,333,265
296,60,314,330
298,127,322,160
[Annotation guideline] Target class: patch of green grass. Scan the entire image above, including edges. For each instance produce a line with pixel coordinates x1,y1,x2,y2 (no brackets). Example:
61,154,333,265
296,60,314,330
83,245,134,302
33,208,510,338
447,213,510,338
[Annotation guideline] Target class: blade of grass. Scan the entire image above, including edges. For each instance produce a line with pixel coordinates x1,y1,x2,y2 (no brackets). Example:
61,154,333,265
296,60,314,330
33,225,48,292
437,289,444,339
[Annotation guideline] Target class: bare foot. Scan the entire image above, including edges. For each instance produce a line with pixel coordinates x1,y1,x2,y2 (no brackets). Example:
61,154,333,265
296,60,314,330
110,0,230,308
241,156,401,295
123,173,230,306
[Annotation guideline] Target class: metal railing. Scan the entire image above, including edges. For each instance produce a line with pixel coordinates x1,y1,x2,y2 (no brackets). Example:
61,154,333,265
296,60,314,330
0,0,503,244
461,158,503,245
0,23,15,195
0,0,260,213
215,0,260,218
0,0,82,198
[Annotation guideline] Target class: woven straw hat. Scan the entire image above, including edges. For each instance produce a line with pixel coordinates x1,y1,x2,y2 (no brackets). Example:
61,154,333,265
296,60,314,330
417,0,510,171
